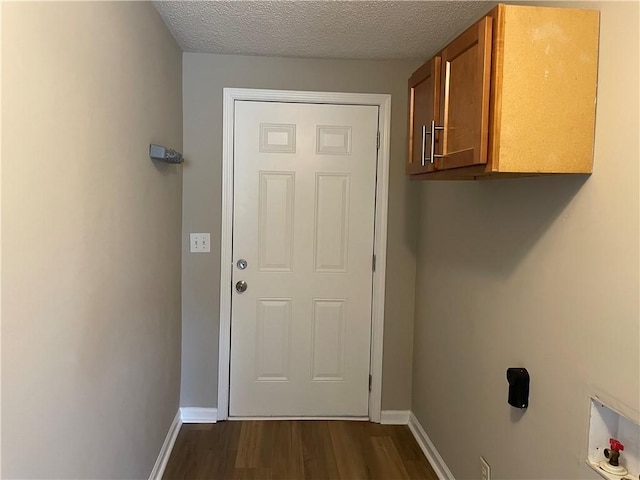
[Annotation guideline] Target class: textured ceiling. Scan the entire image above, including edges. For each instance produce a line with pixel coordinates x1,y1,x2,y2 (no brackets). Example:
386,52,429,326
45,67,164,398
153,1,495,60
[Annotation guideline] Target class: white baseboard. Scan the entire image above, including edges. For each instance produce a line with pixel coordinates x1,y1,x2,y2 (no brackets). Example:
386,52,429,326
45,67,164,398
180,407,218,423
408,412,455,480
149,410,182,480
380,410,411,425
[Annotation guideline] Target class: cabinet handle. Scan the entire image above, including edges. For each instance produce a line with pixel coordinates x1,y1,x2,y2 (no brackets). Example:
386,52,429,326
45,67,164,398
430,120,444,164
421,124,427,166
423,120,444,164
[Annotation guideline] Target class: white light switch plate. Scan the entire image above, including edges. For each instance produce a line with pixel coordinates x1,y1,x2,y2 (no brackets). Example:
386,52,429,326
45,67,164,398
190,233,211,253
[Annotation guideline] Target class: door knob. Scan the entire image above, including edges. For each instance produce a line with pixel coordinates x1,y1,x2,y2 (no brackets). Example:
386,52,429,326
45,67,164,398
235,280,247,293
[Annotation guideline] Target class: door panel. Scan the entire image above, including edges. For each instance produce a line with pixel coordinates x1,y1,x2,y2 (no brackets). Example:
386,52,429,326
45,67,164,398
230,101,378,417
438,16,492,170
255,298,291,381
314,173,350,272
258,172,295,272
311,299,346,381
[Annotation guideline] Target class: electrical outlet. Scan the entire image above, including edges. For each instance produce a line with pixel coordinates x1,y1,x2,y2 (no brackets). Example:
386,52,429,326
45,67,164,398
480,457,491,480
190,233,211,253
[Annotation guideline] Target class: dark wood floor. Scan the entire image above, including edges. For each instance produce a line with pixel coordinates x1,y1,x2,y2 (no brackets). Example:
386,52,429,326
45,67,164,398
163,420,438,480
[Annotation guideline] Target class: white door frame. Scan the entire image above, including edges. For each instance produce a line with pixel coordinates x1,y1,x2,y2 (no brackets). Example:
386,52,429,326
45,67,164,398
218,88,391,422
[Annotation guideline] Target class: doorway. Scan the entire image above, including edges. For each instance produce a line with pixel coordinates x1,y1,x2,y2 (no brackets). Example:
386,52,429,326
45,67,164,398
218,89,391,421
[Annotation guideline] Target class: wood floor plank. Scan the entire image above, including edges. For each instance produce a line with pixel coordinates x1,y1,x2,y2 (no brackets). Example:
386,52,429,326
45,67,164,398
235,421,269,469
367,436,411,480
301,421,340,480
257,421,276,469
205,420,242,453
404,460,440,480
163,421,243,480
328,421,369,480
163,427,201,480
271,421,305,480
390,426,428,462
232,467,272,479
194,451,227,480
203,421,243,480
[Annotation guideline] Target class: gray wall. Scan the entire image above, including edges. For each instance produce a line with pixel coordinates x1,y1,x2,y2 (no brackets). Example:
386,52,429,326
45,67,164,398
182,54,421,411
411,2,639,479
1,3,183,478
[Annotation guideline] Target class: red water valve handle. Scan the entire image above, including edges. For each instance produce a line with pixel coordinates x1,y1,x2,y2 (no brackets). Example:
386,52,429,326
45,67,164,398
609,438,624,451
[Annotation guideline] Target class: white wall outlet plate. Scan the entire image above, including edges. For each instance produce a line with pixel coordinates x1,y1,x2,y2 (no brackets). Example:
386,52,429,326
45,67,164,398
480,457,491,480
190,233,211,253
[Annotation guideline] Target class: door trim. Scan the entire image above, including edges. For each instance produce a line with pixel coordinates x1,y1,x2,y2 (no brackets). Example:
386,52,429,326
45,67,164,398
218,88,391,422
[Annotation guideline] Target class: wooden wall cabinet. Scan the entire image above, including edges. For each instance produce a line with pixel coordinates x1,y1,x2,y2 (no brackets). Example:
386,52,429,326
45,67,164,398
407,4,600,180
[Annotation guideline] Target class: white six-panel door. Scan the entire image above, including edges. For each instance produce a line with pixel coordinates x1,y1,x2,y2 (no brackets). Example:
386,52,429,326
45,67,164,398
230,100,379,417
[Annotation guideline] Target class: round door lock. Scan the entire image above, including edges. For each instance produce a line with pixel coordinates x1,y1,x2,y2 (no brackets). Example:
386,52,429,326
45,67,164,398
236,259,248,270
235,280,248,293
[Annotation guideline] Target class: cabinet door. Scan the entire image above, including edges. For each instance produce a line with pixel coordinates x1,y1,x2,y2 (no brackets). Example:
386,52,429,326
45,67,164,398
407,57,440,175
436,16,492,170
